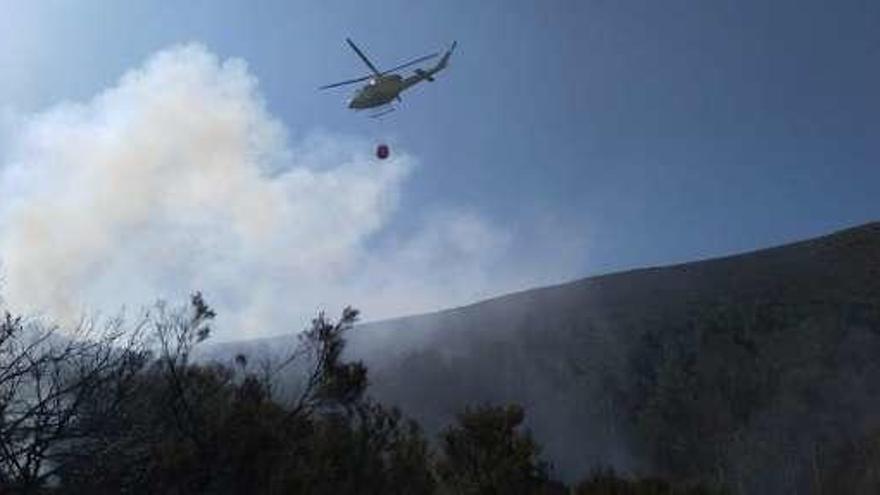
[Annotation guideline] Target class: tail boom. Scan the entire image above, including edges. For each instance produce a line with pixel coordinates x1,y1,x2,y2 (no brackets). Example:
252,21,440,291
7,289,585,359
402,41,456,90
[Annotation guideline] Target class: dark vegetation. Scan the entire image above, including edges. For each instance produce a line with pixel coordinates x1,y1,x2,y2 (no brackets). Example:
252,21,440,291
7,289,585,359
4,222,880,493
0,294,718,494
337,222,880,493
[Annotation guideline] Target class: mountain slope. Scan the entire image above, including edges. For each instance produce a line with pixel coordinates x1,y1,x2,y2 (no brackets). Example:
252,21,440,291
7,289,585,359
357,221,880,350
210,222,880,493
345,222,880,492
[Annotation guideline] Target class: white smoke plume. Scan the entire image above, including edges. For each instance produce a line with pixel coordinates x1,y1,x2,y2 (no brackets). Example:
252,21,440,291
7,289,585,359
0,44,585,340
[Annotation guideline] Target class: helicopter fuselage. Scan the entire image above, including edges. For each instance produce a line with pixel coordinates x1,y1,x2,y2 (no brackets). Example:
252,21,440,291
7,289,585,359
348,75,404,109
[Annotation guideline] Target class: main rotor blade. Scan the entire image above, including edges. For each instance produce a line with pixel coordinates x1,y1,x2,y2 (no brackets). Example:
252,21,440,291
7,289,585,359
319,75,372,90
346,38,381,76
380,52,440,75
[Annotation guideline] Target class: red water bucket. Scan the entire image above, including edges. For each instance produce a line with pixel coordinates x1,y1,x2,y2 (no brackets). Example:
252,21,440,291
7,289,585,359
376,143,390,160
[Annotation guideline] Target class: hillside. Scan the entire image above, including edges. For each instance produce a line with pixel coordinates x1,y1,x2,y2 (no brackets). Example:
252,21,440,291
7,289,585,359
215,222,880,493
354,221,880,352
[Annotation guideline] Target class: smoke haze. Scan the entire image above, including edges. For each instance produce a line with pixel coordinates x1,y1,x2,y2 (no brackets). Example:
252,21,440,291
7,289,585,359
0,44,585,339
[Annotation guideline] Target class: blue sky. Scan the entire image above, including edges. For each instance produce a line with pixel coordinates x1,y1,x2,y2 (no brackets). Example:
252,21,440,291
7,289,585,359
0,1,878,333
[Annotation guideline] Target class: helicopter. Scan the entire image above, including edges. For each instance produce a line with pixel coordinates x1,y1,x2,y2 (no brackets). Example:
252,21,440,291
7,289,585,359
320,38,457,118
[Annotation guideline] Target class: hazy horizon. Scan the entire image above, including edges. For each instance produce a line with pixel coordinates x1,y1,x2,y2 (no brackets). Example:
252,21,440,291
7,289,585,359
1,1,877,339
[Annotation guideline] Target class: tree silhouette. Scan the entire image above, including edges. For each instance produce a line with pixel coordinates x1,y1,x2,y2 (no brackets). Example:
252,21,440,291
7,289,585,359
436,403,548,495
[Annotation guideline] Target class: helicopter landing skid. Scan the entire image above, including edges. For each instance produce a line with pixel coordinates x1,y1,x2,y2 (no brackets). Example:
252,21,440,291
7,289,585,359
369,107,396,119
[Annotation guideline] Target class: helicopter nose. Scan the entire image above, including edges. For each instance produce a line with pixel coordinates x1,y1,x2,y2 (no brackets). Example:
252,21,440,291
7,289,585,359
348,96,366,109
